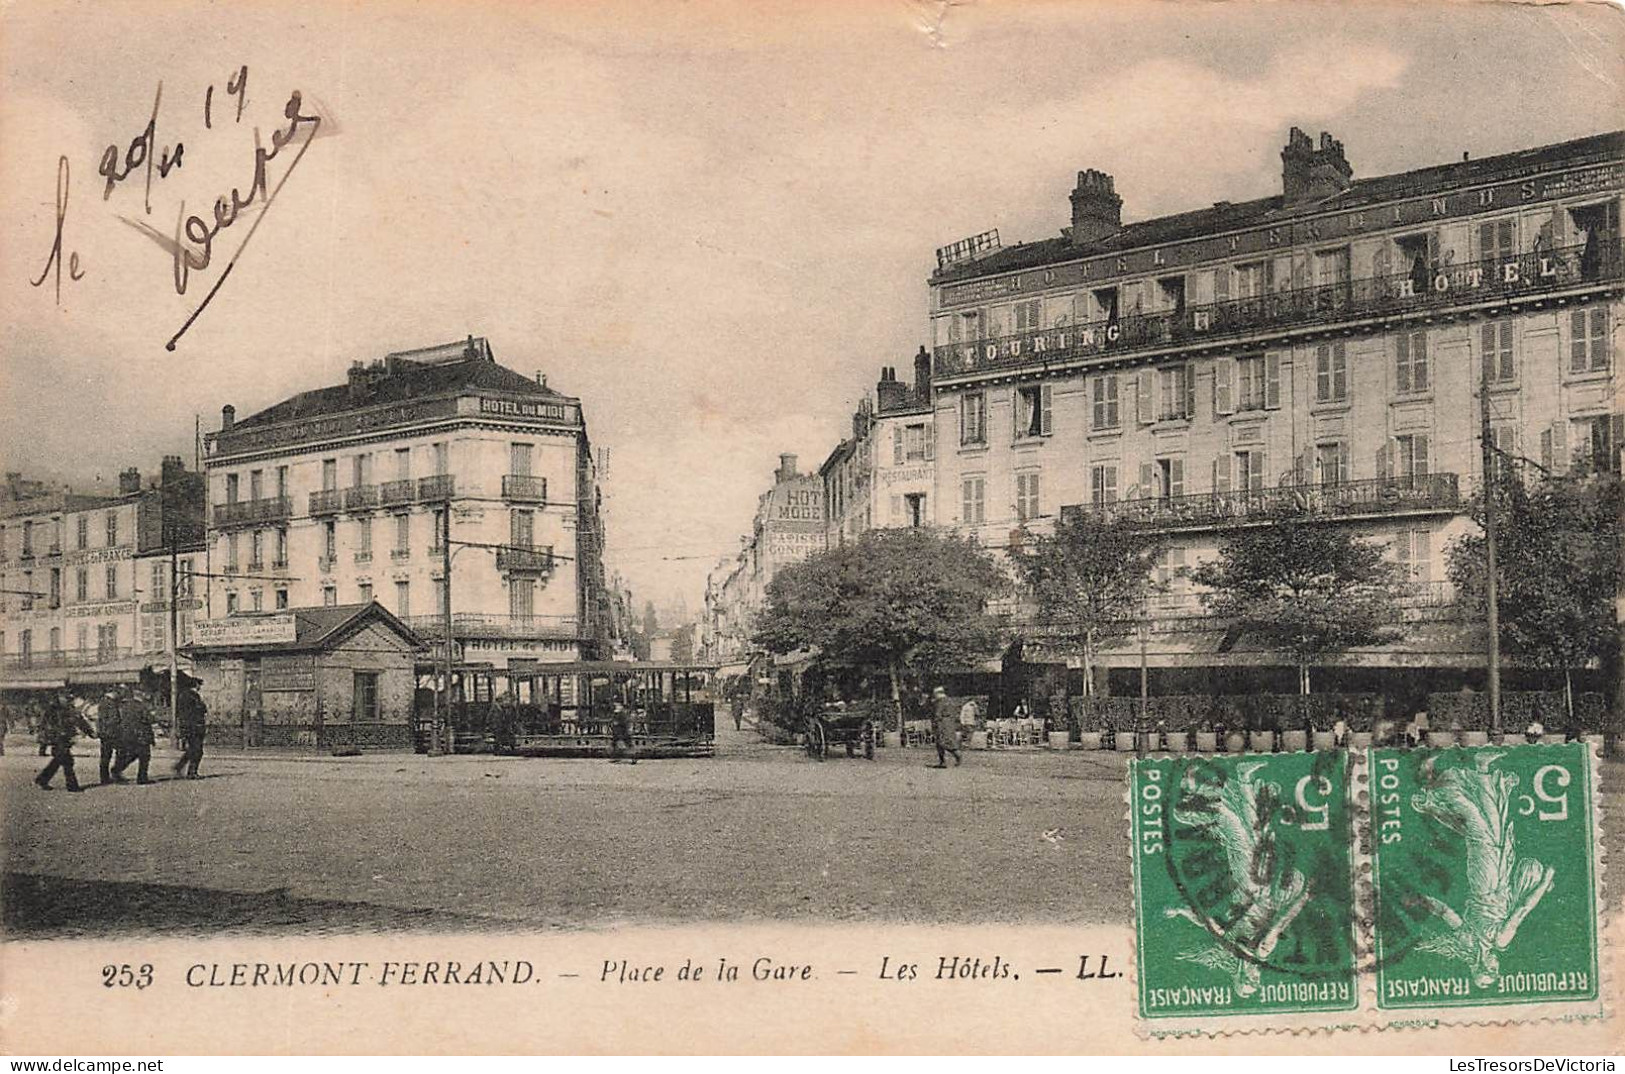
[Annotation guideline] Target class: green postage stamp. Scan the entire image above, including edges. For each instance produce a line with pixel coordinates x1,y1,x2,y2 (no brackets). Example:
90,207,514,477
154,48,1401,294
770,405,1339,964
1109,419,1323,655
1129,742,1605,1034
1370,742,1602,1019
1129,752,1360,1032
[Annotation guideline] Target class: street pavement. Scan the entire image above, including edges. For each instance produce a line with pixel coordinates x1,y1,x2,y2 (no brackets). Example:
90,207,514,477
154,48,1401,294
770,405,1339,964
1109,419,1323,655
4,725,1621,937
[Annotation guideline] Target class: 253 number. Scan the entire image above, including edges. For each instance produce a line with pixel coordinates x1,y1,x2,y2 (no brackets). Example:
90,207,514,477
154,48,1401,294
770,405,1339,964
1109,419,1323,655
102,963,154,989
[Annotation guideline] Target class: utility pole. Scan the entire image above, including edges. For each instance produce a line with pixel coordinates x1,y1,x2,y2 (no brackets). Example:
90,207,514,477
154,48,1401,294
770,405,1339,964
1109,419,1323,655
169,529,180,748
439,506,454,755
1480,346,1502,733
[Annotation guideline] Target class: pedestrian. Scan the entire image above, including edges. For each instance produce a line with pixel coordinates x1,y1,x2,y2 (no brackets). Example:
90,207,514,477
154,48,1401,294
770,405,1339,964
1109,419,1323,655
490,688,518,755
1332,716,1350,749
112,687,156,784
172,684,207,779
1525,717,1544,744
609,700,637,764
930,686,962,768
731,696,744,732
96,689,123,783
35,690,95,792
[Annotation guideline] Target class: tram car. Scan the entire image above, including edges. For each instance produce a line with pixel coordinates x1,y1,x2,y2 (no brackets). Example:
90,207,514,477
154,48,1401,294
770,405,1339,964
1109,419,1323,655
439,661,717,758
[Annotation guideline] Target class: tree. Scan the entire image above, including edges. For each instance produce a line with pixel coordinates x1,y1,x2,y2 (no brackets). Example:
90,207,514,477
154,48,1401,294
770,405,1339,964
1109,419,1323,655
1448,469,1621,724
1008,512,1164,696
671,623,697,664
1191,520,1404,697
753,528,1009,723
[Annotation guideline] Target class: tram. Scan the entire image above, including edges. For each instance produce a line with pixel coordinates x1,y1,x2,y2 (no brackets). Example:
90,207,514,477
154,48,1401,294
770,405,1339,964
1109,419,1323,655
434,661,718,757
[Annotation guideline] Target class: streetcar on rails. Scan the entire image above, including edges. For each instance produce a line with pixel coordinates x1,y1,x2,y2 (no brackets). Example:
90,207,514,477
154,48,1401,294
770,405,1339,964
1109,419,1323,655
432,661,718,757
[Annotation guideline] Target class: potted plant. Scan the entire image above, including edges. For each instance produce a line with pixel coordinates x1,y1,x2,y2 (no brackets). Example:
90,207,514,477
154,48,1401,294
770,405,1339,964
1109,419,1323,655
1194,718,1218,754
1310,703,1337,752
1280,701,1309,753
1075,699,1105,750
1248,704,1277,753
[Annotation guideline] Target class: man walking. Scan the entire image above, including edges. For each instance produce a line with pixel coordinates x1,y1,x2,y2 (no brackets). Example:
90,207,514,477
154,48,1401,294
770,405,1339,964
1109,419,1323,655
112,687,156,785
96,688,123,783
609,700,637,764
35,690,95,792
930,686,962,768
173,684,207,779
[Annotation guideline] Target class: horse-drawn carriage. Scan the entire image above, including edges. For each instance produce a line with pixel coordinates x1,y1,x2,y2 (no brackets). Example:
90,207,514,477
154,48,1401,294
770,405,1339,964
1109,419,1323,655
802,702,879,761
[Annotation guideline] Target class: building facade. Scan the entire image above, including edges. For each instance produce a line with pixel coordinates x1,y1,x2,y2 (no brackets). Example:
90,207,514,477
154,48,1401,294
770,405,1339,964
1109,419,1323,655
821,353,937,546
200,337,610,680
0,459,205,689
926,127,1622,686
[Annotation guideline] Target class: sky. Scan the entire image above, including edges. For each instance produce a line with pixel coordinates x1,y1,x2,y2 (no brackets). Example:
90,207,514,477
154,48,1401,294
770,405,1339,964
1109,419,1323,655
2,0,1622,614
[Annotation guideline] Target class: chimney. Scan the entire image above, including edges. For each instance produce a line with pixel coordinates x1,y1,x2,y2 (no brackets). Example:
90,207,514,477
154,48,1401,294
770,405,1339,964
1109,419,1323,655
776,453,799,482
1069,169,1122,246
118,467,141,495
913,345,933,404
161,455,185,485
1281,127,1351,205
876,365,910,413
221,405,235,431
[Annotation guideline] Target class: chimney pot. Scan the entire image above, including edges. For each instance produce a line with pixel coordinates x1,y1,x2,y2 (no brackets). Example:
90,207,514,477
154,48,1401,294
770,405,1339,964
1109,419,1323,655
1282,126,1351,205
1069,168,1123,246
221,405,235,431
118,467,141,495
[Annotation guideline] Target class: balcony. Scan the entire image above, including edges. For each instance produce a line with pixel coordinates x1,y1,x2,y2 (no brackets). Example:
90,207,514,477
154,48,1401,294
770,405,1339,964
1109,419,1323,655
501,474,547,503
271,557,289,570
343,485,379,512
354,550,373,564
495,546,553,573
247,558,265,572
1062,473,1460,533
417,474,455,502
379,479,415,507
404,613,579,641
309,489,342,516
212,496,292,529
0,646,137,673
391,547,411,562
318,556,336,573
935,240,1622,380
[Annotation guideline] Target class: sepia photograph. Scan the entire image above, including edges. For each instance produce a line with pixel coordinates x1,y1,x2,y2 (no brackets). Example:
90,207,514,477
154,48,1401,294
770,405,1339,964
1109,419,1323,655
0,0,1621,1057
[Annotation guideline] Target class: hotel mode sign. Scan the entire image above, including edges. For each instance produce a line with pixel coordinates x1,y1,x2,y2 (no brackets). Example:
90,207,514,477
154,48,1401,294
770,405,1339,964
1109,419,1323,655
938,163,1624,308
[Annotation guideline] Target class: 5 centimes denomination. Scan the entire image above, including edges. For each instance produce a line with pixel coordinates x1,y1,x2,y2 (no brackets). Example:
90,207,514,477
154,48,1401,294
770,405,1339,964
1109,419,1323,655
1131,752,1358,1025
1370,743,1601,1015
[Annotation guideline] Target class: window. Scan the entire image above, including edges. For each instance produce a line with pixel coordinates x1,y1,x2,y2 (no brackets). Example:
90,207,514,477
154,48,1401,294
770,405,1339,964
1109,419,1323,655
1015,472,1041,521
431,509,446,551
1152,458,1185,500
1397,528,1433,586
276,466,289,499
1091,286,1120,322
250,529,265,568
76,625,87,650
21,521,32,557
250,589,263,612
395,580,410,618
1235,356,1265,412
150,562,163,600
226,532,239,570
904,493,927,528
1394,434,1431,482
357,582,372,605
97,623,117,657
433,578,447,618
1314,247,1350,287
395,513,411,554
510,509,535,550
1013,299,1041,332
1570,307,1610,373
1479,218,1516,263
321,459,337,490
1396,330,1429,393
1234,449,1266,492
1481,320,1515,384
1316,442,1350,486
510,442,533,476
1315,342,1348,403
960,393,987,445
225,592,238,614
1091,374,1120,431
322,585,337,607
1157,365,1194,422
48,568,60,609
352,453,371,488
1234,261,1268,299
75,567,87,602
1014,384,1053,438
1488,425,1518,481
75,516,87,549
1091,464,1118,506
356,517,372,558
105,511,118,546
899,422,932,462
249,470,263,501
394,449,410,481
1155,546,1187,588
323,521,337,561
433,442,449,475
105,564,118,598
509,577,535,619
274,528,288,567
353,672,381,721
1571,415,1623,474
225,473,239,504
275,588,289,610
960,477,985,523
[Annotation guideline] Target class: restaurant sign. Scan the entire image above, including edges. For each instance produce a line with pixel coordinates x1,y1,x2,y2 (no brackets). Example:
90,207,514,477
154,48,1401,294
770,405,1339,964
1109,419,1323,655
194,613,298,647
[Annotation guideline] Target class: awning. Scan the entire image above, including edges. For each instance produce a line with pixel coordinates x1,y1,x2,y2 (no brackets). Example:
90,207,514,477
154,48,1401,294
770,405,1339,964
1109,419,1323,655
1,676,68,691
715,662,752,678
66,653,176,686
1087,621,1495,670
771,647,820,667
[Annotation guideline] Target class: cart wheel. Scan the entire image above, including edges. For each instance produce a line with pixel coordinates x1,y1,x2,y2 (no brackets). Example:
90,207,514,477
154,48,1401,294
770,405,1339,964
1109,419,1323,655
864,722,875,760
805,719,827,761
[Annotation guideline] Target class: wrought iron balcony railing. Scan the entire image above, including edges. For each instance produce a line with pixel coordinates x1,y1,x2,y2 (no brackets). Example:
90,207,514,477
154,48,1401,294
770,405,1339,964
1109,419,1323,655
1061,473,1460,532
935,240,1621,380
495,546,554,573
379,479,415,507
309,489,342,516
501,474,548,503
417,474,455,502
1,646,137,673
343,485,379,512
213,496,293,528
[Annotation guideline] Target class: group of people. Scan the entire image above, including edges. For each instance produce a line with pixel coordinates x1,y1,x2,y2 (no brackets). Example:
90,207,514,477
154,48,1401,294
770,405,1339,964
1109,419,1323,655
29,683,208,793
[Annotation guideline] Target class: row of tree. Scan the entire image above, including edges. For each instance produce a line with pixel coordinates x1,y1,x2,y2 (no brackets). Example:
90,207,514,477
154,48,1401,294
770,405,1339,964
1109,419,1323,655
754,468,1620,724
